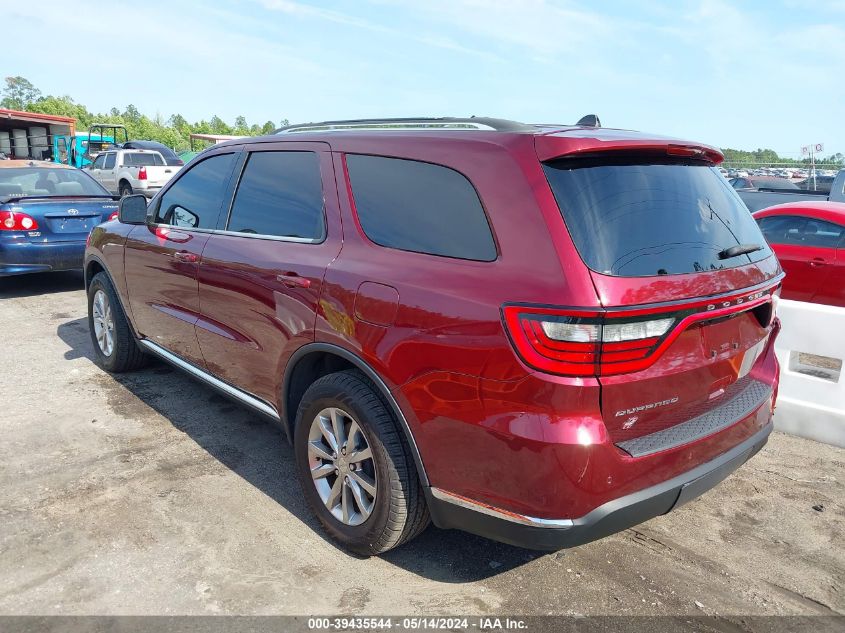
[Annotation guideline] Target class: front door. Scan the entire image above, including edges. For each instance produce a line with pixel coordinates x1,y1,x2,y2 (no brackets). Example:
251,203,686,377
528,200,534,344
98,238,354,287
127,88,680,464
124,150,240,366
196,143,341,406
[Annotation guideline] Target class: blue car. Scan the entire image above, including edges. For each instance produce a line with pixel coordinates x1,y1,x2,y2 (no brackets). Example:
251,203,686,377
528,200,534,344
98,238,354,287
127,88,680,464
0,161,119,277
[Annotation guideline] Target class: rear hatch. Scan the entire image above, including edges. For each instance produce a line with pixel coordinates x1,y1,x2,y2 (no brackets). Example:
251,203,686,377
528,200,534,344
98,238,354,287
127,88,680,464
124,151,177,187
541,149,781,454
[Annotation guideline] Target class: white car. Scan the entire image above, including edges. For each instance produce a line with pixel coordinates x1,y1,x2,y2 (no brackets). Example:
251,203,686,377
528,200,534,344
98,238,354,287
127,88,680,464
87,149,180,198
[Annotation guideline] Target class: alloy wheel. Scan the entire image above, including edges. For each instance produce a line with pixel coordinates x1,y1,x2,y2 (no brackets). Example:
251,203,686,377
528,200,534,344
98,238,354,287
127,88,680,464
92,289,115,357
307,407,377,526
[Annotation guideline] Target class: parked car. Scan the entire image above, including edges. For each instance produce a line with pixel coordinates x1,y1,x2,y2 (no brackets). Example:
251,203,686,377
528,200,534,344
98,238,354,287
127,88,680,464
87,148,180,198
1,161,118,277
729,176,799,191
85,117,782,554
122,140,184,166
736,169,845,212
795,174,836,193
754,202,845,307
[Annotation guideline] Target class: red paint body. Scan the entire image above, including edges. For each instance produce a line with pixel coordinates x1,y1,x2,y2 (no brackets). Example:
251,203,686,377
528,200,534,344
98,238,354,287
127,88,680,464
753,202,845,308
86,123,783,528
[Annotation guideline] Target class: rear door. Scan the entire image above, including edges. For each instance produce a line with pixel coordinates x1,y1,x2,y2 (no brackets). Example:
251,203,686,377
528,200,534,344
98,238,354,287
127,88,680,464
124,149,240,366
100,152,118,194
87,154,107,189
195,142,341,405
543,154,780,451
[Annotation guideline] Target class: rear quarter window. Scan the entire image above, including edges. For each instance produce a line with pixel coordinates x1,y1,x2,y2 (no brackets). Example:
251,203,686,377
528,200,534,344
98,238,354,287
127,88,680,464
345,155,497,262
543,156,772,277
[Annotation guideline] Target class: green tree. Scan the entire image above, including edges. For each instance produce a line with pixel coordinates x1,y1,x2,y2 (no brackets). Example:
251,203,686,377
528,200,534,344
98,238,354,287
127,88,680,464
1,76,42,110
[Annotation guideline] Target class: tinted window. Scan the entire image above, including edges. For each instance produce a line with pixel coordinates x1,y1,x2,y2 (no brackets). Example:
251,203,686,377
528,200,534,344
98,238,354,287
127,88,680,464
226,151,324,240
91,154,105,170
543,157,772,276
757,215,805,244
155,153,236,229
346,155,496,261
802,219,844,248
125,152,165,166
103,153,116,169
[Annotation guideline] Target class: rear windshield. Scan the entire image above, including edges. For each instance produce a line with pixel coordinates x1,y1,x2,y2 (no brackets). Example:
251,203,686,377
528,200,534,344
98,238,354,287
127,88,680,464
0,167,110,200
543,157,772,277
125,152,165,166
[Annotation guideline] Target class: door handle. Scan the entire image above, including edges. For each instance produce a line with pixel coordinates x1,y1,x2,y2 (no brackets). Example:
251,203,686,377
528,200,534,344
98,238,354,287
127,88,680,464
174,251,198,263
277,272,311,288
810,258,826,267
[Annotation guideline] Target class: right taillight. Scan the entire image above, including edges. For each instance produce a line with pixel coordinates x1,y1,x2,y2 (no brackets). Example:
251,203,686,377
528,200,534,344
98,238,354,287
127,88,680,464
503,306,673,377
503,285,779,377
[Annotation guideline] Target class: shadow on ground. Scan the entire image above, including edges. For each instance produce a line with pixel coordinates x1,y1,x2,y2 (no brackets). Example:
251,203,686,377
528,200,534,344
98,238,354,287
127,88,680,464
56,316,545,582
0,270,84,299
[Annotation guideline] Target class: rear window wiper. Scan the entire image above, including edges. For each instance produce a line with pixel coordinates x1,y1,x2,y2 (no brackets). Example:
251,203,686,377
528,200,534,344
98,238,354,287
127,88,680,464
718,243,763,260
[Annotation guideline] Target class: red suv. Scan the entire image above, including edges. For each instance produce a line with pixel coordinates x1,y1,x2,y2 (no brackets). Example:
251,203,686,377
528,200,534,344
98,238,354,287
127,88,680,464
85,117,783,555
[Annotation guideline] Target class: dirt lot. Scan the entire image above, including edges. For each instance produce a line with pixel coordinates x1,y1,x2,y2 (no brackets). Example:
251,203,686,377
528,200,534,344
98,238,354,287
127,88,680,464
0,272,843,618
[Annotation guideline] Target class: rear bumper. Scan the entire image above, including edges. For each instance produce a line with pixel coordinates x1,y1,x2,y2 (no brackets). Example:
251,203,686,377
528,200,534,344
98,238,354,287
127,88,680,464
0,239,86,276
139,186,162,198
428,422,772,551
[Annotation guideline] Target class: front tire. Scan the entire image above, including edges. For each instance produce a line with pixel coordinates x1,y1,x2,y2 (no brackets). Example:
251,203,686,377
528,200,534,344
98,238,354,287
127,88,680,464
87,272,147,372
294,370,429,555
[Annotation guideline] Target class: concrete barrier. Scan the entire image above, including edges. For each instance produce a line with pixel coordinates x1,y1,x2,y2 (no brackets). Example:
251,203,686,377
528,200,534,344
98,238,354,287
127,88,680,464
773,299,845,448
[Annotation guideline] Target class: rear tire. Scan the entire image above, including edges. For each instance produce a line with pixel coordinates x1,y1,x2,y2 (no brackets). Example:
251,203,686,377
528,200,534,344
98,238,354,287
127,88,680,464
294,370,429,555
87,272,147,373
119,181,133,197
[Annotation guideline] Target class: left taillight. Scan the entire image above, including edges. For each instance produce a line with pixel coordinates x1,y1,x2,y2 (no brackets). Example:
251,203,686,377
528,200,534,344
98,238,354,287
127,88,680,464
0,210,39,231
503,306,674,377
108,211,119,221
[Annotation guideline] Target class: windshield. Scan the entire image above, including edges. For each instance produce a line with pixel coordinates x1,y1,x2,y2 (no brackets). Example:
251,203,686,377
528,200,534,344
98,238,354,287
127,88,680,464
543,156,772,277
0,167,110,200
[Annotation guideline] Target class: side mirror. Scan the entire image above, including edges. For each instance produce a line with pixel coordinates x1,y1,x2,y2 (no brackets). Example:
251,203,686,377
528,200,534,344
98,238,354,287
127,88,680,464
118,194,148,225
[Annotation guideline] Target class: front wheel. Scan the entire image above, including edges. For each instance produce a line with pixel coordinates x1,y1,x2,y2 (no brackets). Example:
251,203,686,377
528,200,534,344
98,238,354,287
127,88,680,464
294,370,429,555
87,272,147,372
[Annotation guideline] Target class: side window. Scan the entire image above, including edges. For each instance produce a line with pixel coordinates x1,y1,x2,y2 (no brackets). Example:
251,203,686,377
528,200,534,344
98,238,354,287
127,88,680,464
757,215,805,244
800,219,844,248
345,155,496,261
103,153,116,169
91,154,105,170
226,151,325,240
155,153,237,229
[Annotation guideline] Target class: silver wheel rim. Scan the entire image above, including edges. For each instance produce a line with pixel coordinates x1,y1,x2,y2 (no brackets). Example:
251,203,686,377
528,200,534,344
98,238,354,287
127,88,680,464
92,289,115,357
308,407,377,526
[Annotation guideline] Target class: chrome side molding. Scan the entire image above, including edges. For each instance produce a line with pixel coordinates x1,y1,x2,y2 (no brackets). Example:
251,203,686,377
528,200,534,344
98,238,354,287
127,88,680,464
138,339,280,420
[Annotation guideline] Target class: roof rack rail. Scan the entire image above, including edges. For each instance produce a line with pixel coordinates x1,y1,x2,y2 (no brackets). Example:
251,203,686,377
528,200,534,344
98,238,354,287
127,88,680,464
274,117,534,134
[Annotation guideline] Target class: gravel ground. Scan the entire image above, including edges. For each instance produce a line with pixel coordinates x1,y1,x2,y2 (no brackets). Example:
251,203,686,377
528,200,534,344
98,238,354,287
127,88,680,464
0,272,843,618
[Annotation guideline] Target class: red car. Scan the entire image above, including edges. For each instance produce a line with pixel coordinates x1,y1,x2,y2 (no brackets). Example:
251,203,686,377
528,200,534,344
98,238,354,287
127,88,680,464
85,117,782,554
753,202,845,308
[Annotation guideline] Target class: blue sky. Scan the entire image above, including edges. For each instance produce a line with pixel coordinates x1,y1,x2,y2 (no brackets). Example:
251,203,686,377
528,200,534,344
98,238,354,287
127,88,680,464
7,0,845,156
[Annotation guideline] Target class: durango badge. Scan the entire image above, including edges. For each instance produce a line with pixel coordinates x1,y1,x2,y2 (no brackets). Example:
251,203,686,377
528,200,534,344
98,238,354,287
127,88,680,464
616,397,679,417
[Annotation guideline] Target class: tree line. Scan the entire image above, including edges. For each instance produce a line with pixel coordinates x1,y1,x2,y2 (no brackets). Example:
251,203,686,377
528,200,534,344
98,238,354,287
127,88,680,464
721,147,843,170
1,76,288,152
